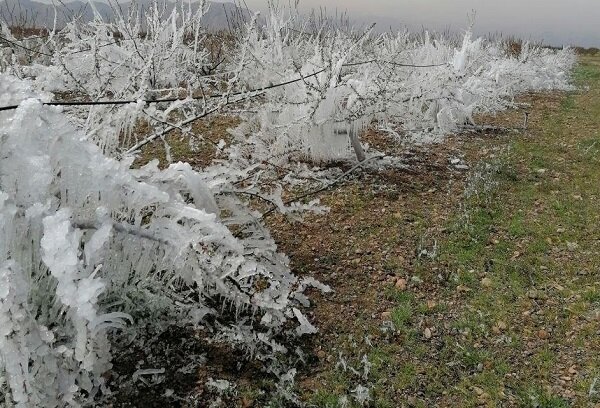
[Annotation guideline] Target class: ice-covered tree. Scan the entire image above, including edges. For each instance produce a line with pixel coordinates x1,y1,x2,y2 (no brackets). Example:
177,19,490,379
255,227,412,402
0,74,327,406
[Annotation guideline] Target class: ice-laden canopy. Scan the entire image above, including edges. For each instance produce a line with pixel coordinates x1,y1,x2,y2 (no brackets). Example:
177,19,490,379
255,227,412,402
0,74,328,407
232,23,576,160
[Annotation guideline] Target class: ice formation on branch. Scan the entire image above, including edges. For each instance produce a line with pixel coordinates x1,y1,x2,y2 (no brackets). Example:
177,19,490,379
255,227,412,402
0,75,324,406
1,2,575,164
232,19,575,158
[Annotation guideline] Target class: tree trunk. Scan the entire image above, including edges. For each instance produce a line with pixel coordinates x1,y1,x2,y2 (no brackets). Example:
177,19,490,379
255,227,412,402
348,122,366,162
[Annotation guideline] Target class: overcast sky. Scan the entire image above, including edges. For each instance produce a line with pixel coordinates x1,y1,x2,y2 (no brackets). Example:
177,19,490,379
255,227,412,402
242,0,600,47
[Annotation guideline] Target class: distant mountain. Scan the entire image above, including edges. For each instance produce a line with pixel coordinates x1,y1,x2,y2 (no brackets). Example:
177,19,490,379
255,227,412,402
0,0,255,31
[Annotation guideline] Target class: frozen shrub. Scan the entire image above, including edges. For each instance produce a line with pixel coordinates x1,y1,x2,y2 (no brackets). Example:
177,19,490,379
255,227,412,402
0,76,324,406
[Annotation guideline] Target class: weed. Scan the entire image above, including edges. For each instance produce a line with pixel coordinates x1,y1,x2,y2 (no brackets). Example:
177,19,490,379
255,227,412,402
391,303,414,330
584,288,600,304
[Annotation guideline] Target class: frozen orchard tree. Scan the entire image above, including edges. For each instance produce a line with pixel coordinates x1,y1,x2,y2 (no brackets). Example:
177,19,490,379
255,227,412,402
0,74,324,406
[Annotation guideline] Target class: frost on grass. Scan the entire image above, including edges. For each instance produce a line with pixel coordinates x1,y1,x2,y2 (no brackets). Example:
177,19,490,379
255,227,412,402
0,78,320,406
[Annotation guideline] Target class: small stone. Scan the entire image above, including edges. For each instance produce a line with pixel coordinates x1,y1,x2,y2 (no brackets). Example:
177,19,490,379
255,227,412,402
456,285,470,292
395,278,407,290
316,350,326,359
381,311,392,320
426,300,437,310
424,327,433,339
537,329,550,339
481,277,492,288
497,321,508,331
411,275,423,284
566,241,579,251
473,386,485,396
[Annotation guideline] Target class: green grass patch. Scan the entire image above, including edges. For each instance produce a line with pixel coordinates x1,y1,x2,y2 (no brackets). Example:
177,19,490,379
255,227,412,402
391,302,414,330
